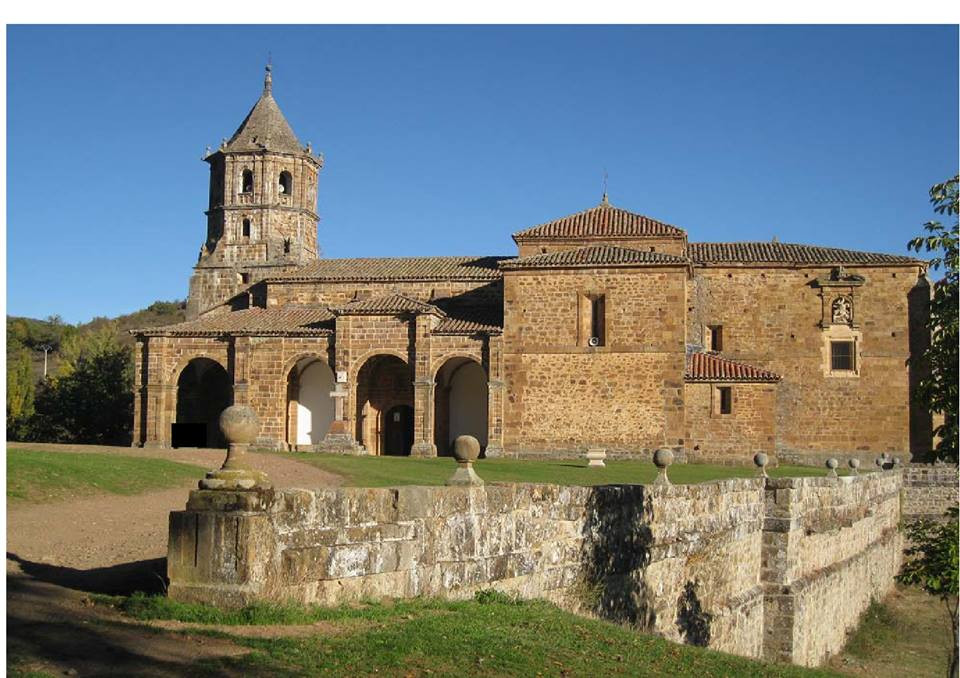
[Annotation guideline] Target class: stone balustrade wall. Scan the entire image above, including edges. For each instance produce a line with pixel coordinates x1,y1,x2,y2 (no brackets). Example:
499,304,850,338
168,471,903,667
901,464,958,522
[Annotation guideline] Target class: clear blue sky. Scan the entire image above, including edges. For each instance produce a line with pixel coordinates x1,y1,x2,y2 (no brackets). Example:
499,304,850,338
7,25,958,324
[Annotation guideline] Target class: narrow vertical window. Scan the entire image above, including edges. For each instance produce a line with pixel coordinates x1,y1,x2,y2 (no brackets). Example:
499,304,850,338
242,218,251,238
831,341,854,371
709,325,723,351
590,295,605,346
718,387,732,415
283,238,291,254
241,169,253,194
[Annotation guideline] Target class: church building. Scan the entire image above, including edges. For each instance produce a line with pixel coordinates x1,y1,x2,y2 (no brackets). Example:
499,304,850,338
132,67,933,464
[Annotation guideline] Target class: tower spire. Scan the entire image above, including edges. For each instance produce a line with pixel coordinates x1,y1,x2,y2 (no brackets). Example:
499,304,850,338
264,58,273,95
601,170,610,206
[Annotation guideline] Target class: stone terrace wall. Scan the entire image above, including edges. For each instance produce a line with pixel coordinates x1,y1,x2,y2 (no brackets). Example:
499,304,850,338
901,465,959,521
168,472,903,667
762,473,902,667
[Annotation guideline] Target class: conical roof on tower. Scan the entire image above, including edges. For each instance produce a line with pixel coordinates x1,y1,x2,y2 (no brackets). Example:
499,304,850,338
221,64,304,155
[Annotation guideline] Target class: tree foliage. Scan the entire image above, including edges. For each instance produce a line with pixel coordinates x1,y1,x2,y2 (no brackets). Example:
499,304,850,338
908,175,959,461
6,349,35,437
20,325,134,445
897,508,959,678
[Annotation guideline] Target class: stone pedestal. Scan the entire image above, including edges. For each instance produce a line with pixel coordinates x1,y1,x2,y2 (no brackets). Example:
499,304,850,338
586,448,607,467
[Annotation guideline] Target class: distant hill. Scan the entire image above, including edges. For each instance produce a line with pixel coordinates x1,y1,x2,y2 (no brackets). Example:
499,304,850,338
7,300,186,380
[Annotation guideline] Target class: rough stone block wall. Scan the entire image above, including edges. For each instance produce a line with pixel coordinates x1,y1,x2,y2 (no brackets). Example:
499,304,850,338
684,382,777,462
761,473,902,667
502,268,686,454
687,266,926,459
901,465,959,521
168,472,903,666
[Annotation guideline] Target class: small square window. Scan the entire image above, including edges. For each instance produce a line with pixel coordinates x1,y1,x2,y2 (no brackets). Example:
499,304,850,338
718,387,732,415
240,272,251,284
831,341,854,371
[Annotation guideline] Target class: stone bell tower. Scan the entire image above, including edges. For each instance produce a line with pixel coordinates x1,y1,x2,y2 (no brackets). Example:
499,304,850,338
186,64,323,319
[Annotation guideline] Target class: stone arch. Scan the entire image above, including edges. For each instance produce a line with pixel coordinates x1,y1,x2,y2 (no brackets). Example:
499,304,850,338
434,356,488,456
169,353,228,386
349,348,409,386
285,356,336,447
354,353,413,456
174,357,231,448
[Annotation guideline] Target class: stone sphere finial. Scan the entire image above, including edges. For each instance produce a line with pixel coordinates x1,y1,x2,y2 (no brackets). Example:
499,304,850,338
825,457,839,478
848,458,861,476
447,435,483,487
453,435,481,463
653,448,674,486
893,457,902,468
753,452,769,478
653,448,674,469
220,405,259,446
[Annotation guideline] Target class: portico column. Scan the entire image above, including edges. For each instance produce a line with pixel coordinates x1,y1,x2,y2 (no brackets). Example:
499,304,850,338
144,383,176,448
410,313,437,457
485,379,505,458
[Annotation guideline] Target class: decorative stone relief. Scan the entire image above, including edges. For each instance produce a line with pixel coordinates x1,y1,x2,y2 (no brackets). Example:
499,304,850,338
831,296,853,325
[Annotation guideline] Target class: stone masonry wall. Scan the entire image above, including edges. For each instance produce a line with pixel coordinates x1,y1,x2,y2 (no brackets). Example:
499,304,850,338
502,267,687,455
688,265,928,460
761,473,902,667
168,471,902,666
900,465,959,521
684,382,777,462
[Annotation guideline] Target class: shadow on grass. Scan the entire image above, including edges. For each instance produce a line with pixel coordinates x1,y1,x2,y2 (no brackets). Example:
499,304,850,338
7,552,167,596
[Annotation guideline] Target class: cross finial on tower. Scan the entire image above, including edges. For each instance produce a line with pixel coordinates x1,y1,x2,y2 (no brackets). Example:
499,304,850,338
601,170,610,206
264,55,273,94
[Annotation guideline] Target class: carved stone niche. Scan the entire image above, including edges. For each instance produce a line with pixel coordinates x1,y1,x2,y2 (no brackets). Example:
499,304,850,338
812,266,865,329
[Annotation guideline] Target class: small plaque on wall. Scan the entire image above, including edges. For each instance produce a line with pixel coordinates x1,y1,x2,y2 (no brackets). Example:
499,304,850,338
336,370,348,383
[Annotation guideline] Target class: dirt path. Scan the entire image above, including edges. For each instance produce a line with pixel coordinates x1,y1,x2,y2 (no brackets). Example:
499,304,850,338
6,443,344,676
7,442,342,572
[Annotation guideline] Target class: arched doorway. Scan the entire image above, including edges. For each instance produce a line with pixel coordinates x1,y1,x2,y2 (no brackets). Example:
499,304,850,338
355,354,413,456
174,357,231,448
434,357,488,456
286,358,336,448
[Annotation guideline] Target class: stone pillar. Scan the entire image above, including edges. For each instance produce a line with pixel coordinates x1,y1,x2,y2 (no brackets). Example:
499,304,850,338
144,382,176,448
410,314,437,457
484,336,505,457
485,379,505,458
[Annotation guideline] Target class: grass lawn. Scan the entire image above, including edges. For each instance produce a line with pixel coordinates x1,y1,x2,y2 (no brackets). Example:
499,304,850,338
100,591,841,677
266,451,844,488
6,449,206,504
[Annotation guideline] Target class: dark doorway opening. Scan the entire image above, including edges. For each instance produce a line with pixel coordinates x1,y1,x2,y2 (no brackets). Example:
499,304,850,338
383,405,413,456
175,357,231,448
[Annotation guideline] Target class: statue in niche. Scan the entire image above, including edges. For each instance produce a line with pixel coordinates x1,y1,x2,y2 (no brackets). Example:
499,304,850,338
832,296,853,324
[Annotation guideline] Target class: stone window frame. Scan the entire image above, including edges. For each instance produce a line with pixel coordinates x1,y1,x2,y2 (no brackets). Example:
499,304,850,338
712,385,734,417
820,324,862,378
577,291,607,348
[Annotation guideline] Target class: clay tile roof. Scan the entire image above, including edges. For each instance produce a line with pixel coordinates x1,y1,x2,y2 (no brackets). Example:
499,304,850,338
268,256,508,283
334,293,442,316
500,245,690,270
134,307,334,337
221,70,304,155
689,242,922,266
513,202,685,241
685,352,782,383
431,303,503,335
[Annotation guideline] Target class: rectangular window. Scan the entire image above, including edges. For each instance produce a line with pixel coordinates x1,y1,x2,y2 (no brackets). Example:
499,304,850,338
831,341,854,371
580,293,606,347
718,387,732,415
240,272,250,284
590,295,605,346
709,325,723,351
